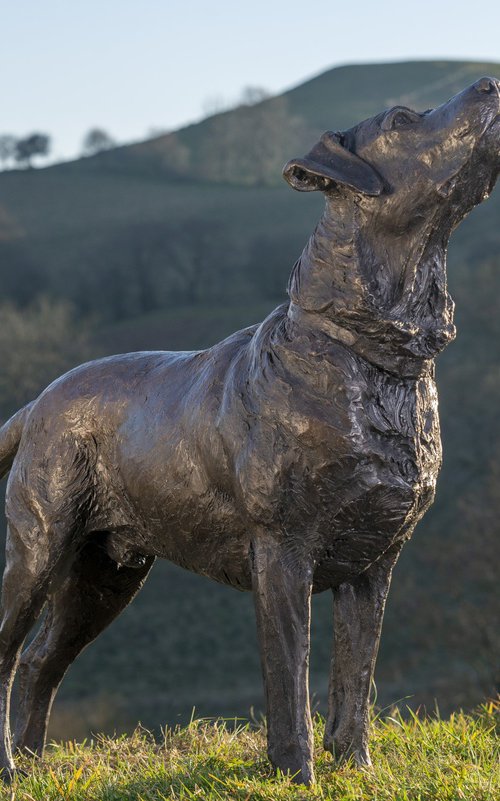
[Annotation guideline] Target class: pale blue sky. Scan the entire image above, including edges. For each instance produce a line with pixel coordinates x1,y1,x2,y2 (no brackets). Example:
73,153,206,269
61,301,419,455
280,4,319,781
2,0,500,160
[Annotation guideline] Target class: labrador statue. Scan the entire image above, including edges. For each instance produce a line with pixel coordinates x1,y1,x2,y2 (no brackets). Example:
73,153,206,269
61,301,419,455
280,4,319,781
0,78,499,784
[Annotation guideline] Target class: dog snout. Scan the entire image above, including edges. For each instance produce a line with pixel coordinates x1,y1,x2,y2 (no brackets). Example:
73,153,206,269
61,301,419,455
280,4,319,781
473,77,500,96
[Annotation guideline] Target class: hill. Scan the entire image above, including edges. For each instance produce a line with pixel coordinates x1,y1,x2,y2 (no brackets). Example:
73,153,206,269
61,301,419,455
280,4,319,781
1,60,500,321
0,59,499,739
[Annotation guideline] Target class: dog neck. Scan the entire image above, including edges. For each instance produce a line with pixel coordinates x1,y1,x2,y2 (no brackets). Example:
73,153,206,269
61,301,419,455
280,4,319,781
286,197,456,377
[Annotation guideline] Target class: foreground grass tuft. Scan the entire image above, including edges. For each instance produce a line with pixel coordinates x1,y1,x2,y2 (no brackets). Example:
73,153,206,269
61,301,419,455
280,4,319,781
2,701,498,800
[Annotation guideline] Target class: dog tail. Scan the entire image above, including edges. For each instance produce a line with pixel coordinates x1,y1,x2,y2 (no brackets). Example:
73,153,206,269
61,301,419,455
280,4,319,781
0,402,34,480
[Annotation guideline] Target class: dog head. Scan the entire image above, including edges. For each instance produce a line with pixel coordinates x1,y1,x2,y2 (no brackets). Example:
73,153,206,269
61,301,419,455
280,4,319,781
283,78,500,233
284,79,500,366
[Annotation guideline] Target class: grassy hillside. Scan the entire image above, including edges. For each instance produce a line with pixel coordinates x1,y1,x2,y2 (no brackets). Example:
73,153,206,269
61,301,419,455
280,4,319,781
129,60,500,182
1,60,500,318
2,704,498,801
0,60,499,739
283,60,500,130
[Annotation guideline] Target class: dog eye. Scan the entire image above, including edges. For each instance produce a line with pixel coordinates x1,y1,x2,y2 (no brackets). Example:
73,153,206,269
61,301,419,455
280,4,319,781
392,112,412,127
383,109,420,131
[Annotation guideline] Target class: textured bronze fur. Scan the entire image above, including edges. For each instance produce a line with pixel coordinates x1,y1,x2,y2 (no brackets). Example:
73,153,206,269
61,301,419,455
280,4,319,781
0,78,499,784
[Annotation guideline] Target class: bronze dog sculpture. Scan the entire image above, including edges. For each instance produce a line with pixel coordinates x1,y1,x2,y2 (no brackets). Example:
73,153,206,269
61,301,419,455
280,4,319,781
0,78,499,784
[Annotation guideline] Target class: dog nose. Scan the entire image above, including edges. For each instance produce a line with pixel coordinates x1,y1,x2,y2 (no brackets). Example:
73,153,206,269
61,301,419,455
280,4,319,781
474,77,500,95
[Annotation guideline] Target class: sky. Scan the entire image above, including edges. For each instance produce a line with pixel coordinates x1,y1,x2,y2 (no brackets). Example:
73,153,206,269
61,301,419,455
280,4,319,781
2,0,500,161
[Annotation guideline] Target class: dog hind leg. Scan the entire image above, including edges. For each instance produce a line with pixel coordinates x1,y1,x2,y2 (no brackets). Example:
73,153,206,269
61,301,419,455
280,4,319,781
0,519,70,779
14,537,154,756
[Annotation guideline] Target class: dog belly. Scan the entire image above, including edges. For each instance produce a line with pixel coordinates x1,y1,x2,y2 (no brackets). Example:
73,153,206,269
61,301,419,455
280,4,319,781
152,494,252,590
98,470,254,590
154,523,254,590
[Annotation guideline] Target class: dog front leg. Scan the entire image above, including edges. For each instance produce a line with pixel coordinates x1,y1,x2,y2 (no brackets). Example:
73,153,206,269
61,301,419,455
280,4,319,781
324,545,401,766
251,536,315,785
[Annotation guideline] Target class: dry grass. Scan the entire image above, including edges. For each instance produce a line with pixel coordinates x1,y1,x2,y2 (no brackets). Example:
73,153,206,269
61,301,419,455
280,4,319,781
0,700,498,800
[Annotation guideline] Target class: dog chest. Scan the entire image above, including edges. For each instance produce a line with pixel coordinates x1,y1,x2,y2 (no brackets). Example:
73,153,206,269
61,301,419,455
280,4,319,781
236,357,441,577
304,368,441,573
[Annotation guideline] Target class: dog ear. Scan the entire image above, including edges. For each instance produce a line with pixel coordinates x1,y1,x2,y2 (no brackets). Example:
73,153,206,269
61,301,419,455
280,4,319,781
283,131,384,196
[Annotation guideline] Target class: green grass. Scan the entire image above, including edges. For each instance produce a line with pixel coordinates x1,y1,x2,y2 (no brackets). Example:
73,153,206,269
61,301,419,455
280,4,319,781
3,702,498,800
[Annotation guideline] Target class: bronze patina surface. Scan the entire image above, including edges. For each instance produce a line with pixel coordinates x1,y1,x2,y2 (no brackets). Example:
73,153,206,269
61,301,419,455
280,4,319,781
0,78,499,784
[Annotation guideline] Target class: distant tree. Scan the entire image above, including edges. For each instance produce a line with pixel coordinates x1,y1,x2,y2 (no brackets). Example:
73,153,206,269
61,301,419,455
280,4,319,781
0,135,16,169
0,297,92,419
76,214,252,321
82,128,116,156
198,96,312,185
14,133,50,168
154,133,191,175
239,86,270,106
202,95,229,118
202,87,270,121
147,127,169,138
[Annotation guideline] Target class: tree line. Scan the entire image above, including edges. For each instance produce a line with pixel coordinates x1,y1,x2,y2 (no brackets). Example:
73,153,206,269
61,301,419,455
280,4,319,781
0,85,310,179
0,128,117,170
0,133,50,168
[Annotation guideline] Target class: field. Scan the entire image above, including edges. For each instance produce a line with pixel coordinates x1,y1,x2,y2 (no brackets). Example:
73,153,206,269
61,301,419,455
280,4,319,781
1,702,498,800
